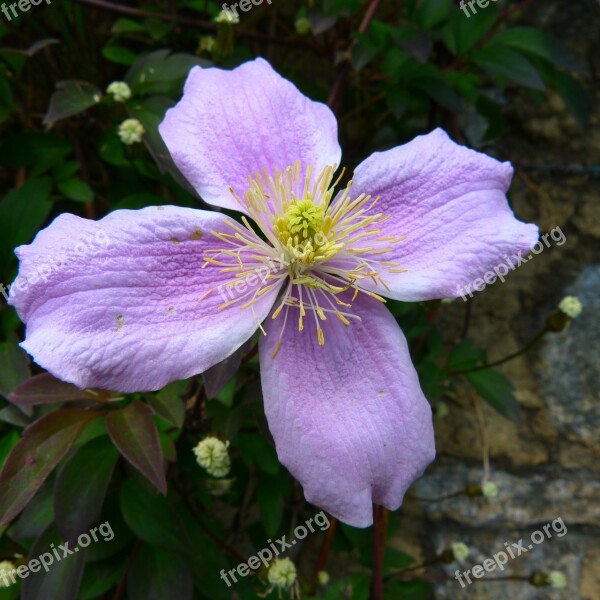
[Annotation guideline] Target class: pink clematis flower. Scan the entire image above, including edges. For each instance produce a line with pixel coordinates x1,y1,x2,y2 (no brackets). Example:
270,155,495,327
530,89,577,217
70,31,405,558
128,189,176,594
9,58,538,527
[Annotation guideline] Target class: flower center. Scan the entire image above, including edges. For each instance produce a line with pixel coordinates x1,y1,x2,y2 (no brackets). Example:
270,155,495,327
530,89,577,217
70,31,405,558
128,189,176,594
274,198,342,269
199,161,407,353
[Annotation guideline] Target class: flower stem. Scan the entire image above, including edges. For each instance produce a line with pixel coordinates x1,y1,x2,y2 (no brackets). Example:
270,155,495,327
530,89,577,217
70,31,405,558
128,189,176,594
458,327,549,374
371,505,388,600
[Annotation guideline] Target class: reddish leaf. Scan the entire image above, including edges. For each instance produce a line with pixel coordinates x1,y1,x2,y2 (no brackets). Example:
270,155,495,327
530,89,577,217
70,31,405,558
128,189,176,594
9,373,99,408
0,409,100,525
106,400,167,494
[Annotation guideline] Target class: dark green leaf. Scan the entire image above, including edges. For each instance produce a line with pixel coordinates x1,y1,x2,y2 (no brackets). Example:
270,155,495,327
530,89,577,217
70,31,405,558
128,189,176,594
20,523,87,600
57,177,94,203
472,45,545,90
128,545,193,600
490,27,581,71
0,341,30,398
54,436,119,540
466,369,521,421
43,81,101,126
106,400,167,494
148,381,186,429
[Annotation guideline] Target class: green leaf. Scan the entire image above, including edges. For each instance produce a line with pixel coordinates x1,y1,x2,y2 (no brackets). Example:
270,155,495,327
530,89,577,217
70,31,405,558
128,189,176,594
57,177,94,202
0,409,100,525
119,479,215,559
0,430,19,466
238,433,280,475
415,0,452,28
490,27,581,71
43,80,101,126
20,523,87,600
466,369,521,422
0,341,30,399
127,545,193,600
111,18,145,34
447,339,486,371
538,62,589,129
471,45,545,90
106,400,167,494
257,470,289,538
0,177,53,259
443,5,498,54
54,436,119,540
148,381,186,429
79,560,123,600
102,45,137,65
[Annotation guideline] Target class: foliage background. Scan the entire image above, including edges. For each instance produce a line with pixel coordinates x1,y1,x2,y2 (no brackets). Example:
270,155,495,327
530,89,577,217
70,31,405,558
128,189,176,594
0,0,596,599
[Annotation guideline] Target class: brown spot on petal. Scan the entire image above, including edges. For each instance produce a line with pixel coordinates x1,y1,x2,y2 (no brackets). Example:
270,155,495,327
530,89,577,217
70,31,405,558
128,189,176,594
171,237,180,245
116,315,124,333
168,306,175,315
378,390,386,396
190,228,203,241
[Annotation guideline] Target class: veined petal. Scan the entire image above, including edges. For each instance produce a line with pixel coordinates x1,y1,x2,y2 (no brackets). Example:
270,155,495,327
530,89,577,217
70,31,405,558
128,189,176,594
9,206,282,392
159,58,341,213
259,293,435,527
345,128,539,301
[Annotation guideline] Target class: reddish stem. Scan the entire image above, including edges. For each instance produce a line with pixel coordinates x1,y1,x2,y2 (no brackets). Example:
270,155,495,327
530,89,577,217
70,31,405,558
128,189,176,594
371,505,388,600
313,516,337,578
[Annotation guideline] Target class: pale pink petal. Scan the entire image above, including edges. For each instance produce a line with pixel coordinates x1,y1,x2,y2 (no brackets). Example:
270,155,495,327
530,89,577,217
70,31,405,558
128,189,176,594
159,58,341,212
9,207,282,392
343,128,538,301
259,293,435,527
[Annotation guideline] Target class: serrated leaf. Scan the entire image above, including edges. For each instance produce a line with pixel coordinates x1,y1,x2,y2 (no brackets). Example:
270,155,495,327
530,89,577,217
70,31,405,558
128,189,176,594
466,369,520,422
106,400,167,494
54,436,119,540
43,81,101,126
0,409,100,525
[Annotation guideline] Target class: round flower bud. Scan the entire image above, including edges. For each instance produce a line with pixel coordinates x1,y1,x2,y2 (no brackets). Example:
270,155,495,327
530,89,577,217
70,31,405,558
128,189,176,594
451,542,470,562
558,296,582,319
267,558,297,589
0,561,16,587
317,570,330,585
215,9,239,24
193,436,231,477
118,119,145,145
548,570,567,589
106,81,131,103
481,480,499,498
295,17,311,35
